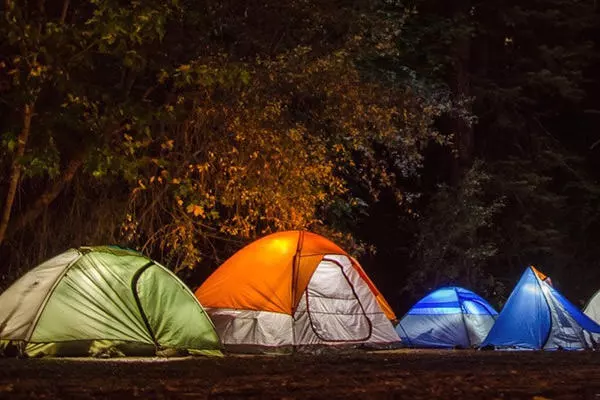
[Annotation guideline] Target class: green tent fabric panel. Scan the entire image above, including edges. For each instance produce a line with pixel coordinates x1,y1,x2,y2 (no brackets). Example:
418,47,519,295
31,252,153,344
0,249,79,340
135,264,221,352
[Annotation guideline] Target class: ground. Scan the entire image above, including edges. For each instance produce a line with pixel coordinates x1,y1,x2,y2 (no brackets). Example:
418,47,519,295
0,350,599,399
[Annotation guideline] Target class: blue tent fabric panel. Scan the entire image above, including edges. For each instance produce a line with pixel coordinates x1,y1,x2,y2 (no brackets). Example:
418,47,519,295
397,314,470,348
542,282,600,350
480,268,551,350
549,285,600,334
543,289,589,350
407,287,462,315
397,286,498,348
456,288,498,316
410,301,462,313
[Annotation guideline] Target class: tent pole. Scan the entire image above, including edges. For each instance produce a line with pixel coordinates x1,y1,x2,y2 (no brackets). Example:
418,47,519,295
290,231,304,350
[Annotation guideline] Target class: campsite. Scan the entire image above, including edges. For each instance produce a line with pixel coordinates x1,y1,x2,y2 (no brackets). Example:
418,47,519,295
2,0,600,398
1,237,600,399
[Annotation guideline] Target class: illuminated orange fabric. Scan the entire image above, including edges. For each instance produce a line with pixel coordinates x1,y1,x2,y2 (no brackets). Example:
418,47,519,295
196,230,396,320
531,265,553,286
531,266,548,281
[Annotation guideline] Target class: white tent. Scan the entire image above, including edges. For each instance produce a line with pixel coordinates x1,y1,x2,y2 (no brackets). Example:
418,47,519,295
584,290,600,324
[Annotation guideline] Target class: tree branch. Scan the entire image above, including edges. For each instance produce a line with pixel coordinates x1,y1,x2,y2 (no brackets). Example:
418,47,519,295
60,0,70,24
7,124,128,236
0,103,33,245
9,149,86,234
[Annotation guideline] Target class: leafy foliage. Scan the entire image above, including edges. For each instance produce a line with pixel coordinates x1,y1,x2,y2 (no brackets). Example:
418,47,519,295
408,161,505,300
0,0,447,285
118,18,448,273
394,0,600,305
1,0,599,313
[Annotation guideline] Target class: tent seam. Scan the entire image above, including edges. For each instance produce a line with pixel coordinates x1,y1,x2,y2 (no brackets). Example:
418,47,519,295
455,287,471,347
23,249,84,344
153,261,222,345
291,230,305,317
534,267,554,349
304,257,373,343
131,262,159,348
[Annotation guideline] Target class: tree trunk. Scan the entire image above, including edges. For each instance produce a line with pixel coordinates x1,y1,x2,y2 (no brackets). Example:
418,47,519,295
60,0,70,23
7,123,128,236
9,150,86,234
450,7,474,185
0,104,33,245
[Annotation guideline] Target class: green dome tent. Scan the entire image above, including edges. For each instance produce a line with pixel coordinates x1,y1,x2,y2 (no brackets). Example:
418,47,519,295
0,246,221,357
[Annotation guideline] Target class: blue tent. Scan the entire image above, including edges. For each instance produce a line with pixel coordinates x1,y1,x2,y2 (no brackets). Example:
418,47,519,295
396,286,498,348
481,266,600,350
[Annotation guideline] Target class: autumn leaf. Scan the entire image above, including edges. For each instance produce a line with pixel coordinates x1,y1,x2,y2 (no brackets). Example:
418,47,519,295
186,204,205,217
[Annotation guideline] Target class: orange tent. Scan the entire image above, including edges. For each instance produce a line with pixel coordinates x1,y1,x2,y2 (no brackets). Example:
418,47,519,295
197,230,395,319
196,231,399,351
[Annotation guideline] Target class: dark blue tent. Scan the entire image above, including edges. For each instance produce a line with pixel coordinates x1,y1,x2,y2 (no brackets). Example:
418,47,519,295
481,266,600,350
396,286,498,348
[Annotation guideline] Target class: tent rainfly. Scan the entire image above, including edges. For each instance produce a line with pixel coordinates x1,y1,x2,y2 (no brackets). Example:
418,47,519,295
481,266,600,350
196,230,401,352
584,290,600,324
396,286,498,348
0,246,221,357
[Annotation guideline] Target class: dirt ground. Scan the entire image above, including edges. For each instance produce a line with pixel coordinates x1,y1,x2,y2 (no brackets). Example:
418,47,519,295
0,350,599,399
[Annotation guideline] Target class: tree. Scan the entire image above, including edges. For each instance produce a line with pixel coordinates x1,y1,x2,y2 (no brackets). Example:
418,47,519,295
0,0,448,286
117,3,449,275
395,0,600,303
407,161,505,299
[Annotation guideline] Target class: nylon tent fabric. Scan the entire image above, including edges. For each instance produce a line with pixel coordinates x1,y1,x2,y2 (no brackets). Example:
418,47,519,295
0,246,221,358
196,231,396,320
0,249,79,341
481,267,551,350
396,287,498,348
196,231,400,352
550,286,600,335
543,283,600,349
584,290,600,324
481,266,600,350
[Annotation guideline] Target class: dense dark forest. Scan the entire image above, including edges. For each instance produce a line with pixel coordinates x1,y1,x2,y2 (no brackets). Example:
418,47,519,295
1,0,599,314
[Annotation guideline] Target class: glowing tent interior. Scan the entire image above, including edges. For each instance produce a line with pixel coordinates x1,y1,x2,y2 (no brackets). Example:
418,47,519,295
396,286,498,348
0,246,221,357
481,266,600,350
196,230,400,352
